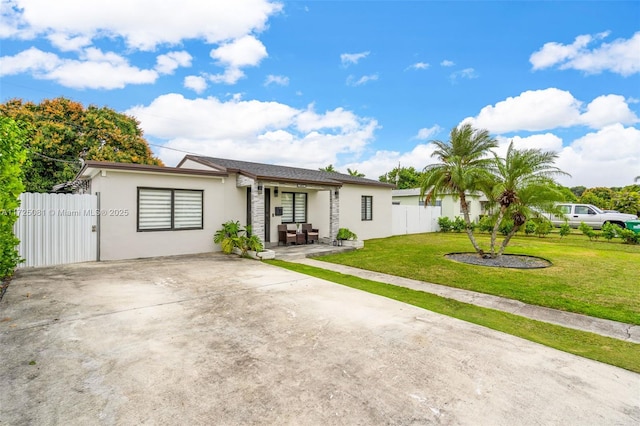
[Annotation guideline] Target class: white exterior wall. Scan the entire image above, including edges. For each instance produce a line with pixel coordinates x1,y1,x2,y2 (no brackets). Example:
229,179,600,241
441,195,484,222
90,170,226,261
338,185,392,241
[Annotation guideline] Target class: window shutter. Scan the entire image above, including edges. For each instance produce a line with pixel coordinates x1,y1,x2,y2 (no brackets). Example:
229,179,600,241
174,190,203,229
139,189,172,230
281,192,294,222
294,193,306,223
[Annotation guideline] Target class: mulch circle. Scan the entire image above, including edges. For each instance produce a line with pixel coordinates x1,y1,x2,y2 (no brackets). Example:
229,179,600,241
445,252,552,269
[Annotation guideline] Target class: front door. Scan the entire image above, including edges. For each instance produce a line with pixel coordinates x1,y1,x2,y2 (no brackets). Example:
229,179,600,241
264,188,271,243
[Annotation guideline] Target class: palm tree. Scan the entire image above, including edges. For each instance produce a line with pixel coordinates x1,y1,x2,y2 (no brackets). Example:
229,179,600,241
319,164,336,172
347,168,365,177
420,124,498,257
488,141,569,256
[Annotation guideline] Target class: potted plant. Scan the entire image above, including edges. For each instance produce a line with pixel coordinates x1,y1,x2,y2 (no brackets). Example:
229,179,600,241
213,221,275,259
336,227,364,248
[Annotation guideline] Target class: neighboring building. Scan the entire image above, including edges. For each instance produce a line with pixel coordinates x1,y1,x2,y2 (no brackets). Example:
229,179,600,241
392,188,489,223
76,156,394,261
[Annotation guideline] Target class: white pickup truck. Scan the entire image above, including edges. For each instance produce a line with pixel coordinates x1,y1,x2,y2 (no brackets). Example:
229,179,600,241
546,203,638,229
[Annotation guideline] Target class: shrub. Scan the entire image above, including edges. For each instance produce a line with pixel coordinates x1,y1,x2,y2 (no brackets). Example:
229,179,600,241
0,117,28,279
437,216,452,232
451,217,466,233
499,220,514,236
600,222,618,241
559,223,571,238
619,228,640,245
524,221,537,236
535,220,552,238
477,216,493,233
578,222,598,241
337,228,357,241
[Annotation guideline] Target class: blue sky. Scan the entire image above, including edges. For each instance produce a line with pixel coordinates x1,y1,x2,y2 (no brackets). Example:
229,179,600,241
1,0,639,187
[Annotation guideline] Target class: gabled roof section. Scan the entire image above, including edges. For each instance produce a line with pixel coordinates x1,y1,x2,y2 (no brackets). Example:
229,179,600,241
179,155,395,188
79,160,228,178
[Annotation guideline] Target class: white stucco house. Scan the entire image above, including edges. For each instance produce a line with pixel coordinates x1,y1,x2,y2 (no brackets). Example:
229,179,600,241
392,188,489,223
75,156,394,261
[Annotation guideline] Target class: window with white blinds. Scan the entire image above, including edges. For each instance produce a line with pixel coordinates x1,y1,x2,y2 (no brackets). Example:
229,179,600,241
361,195,373,221
281,192,307,223
138,188,203,231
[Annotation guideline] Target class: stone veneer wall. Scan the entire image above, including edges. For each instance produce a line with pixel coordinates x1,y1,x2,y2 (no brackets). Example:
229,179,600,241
329,186,339,243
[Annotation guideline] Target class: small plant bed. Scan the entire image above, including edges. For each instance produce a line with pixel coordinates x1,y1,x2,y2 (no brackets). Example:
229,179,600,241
445,253,551,269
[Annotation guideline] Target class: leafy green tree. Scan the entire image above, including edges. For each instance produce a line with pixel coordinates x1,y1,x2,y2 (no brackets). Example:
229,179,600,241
555,184,578,202
579,187,615,209
379,166,423,189
612,189,640,216
319,164,337,172
420,124,498,256
570,186,586,198
0,117,28,278
0,97,162,192
347,168,365,177
488,141,568,256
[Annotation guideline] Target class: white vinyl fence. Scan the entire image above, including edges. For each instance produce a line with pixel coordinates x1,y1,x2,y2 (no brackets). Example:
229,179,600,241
14,193,98,267
392,205,441,235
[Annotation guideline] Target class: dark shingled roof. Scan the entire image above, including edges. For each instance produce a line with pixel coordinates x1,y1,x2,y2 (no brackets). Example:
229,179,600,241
183,155,395,188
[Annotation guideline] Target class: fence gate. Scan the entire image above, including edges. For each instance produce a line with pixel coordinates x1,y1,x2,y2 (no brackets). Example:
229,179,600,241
392,205,441,235
14,193,98,268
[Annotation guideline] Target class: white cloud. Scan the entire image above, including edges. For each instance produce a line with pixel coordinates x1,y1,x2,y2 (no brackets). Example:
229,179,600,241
0,46,158,89
462,88,638,134
1,0,282,51
210,35,268,68
264,74,289,86
347,73,379,86
155,51,192,74
342,143,437,180
408,62,429,70
209,68,246,85
494,134,564,159
440,60,455,67
530,31,640,76
0,46,60,75
184,75,207,93
414,125,442,140
208,35,268,85
449,67,477,82
340,51,369,66
555,124,640,187
126,93,378,168
47,33,91,51
579,94,639,128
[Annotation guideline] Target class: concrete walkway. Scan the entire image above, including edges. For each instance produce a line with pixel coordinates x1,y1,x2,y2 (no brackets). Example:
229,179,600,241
291,257,640,343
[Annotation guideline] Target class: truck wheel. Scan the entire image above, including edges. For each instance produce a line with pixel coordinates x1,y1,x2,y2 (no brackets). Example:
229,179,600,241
605,221,625,229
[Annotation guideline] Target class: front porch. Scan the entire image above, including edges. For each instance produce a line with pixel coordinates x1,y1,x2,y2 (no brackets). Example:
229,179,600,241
267,241,357,260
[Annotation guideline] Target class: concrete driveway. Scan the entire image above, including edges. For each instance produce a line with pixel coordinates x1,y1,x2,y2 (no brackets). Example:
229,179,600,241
1,254,638,425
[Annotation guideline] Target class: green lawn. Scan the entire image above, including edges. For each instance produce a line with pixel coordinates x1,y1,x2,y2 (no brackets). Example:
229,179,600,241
316,232,640,325
268,259,640,373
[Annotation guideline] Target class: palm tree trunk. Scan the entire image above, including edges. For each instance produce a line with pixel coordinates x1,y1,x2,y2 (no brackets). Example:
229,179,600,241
498,224,522,256
459,193,485,257
490,205,507,257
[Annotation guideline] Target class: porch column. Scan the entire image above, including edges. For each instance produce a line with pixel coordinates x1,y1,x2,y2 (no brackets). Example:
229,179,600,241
329,186,339,243
251,181,265,244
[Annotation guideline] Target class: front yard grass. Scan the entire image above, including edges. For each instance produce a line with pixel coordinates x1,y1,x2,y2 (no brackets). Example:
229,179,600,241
317,232,640,325
268,259,640,373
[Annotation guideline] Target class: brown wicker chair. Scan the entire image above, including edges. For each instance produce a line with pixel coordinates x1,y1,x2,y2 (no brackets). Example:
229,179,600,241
301,223,319,244
278,224,297,245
